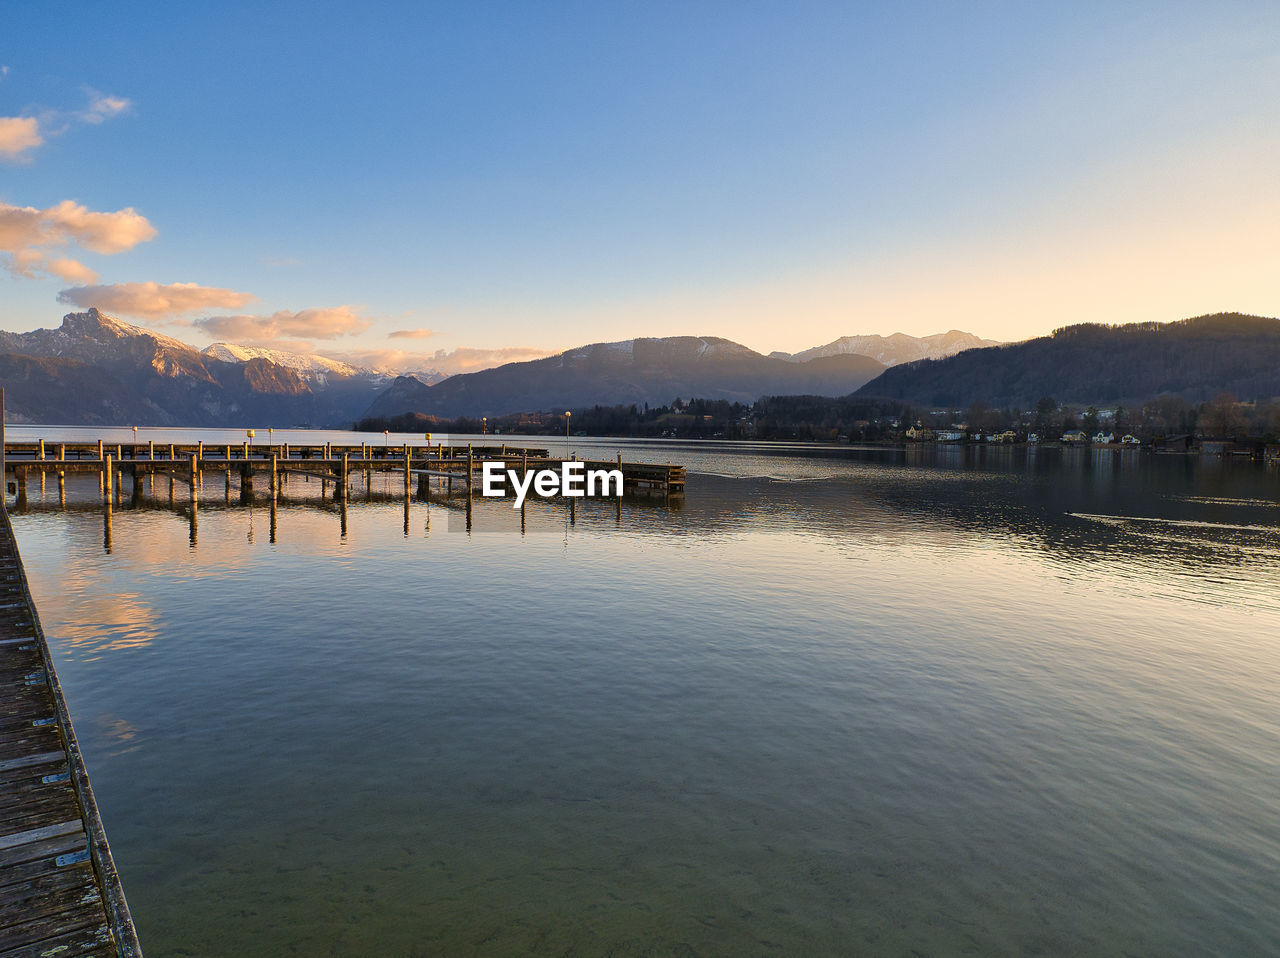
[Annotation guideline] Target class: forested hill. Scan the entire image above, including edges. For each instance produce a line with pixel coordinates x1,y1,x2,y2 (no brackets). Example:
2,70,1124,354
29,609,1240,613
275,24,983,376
854,313,1280,408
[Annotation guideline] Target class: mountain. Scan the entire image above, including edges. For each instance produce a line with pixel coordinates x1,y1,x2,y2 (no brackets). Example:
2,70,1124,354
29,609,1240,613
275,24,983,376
854,313,1280,408
0,308,386,426
773,330,1002,365
364,336,887,419
202,342,364,382
0,353,162,425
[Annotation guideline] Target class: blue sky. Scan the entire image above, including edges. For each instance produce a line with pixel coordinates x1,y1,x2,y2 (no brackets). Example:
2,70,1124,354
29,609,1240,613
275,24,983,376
3,1,1278,372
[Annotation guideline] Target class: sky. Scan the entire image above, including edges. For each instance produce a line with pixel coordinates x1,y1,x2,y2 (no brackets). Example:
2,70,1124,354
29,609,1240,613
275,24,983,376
2,1,1279,373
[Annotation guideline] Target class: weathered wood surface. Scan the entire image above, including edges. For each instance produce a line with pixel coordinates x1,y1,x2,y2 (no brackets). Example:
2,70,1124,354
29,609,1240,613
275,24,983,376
0,509,141,957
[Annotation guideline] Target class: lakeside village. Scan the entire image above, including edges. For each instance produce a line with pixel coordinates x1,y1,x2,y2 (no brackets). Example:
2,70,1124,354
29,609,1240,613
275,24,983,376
357,393,1280,461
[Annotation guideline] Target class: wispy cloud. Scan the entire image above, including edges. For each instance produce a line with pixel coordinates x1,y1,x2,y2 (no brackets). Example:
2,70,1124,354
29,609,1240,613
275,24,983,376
388,327,437,340
58,281,256,318
0,86,133,163
0,200,156,282
78,91,131,125
194,306,369,342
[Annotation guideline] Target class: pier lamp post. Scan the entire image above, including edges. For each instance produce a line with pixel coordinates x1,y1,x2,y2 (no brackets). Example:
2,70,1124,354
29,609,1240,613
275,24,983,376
384,429,389,447
482,417,487,436
565,411,571,457
247,429,255,440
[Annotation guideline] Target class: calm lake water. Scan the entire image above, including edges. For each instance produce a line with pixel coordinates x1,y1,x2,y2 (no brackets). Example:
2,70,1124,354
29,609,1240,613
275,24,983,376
9,429,1280,956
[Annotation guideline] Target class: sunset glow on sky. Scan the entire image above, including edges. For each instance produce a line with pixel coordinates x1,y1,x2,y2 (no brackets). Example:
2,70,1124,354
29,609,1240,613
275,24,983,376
3,2,1278,371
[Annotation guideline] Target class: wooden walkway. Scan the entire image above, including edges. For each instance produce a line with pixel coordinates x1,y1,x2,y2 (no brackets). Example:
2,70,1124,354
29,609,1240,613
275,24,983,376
0,508,141,956
3,442,687,503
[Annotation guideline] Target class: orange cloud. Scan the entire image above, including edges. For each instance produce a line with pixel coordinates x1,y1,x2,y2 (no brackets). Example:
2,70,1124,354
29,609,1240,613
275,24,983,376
0,116,42,161
325,344,554,376
43,257,99,283
0,200,156,283
194,306,370,342
388,328,437,339
42,200,156,253
58,281,256,318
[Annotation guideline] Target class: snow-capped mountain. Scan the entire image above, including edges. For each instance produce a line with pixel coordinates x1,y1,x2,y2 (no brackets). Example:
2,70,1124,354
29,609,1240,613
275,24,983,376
773,330,1002,366
0,308,385,426
202,342,367,383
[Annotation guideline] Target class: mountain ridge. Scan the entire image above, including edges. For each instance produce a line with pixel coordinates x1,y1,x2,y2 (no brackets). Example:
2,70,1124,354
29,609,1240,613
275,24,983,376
363,335,887,420
776,329,1002,365
853,313,1280,408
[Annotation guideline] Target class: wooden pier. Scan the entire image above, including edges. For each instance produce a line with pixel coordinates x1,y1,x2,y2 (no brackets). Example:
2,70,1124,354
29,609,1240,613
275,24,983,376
3,441,687,505
0,476,142,951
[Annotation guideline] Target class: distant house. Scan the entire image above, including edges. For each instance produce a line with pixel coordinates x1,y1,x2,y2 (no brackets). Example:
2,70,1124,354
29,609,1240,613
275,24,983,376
1120,434,1141,445
1092,432,1114,445
936,430,964,442
906,425,934,441
1027,433,1040,444
993,430,1019,443
1061,430,1087,443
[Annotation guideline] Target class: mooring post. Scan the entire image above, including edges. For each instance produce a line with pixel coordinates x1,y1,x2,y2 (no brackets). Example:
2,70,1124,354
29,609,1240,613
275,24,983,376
271,454,278,496
103,499,113,552
169,443,175,460
404,447,411,496
224,444,231,462
198,440,204,460
148,440,154,460
224,466,231,501
58,470,67,508
38,438,45,460
467,445,474,491
97,438,104,461
104,454,113,501
283,442,290,460
191,455,199,506
340,453,349,501
59,444,65,462
242,440,249,461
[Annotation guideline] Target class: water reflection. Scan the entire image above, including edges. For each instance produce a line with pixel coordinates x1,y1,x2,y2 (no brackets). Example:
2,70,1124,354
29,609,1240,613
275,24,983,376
7,442,1280,957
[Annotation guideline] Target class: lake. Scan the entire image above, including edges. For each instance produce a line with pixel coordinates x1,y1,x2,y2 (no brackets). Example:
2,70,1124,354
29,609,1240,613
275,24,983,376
9,429,1280,956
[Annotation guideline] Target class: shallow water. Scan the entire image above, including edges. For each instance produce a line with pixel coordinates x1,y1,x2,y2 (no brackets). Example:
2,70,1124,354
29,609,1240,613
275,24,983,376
10,435,1280,956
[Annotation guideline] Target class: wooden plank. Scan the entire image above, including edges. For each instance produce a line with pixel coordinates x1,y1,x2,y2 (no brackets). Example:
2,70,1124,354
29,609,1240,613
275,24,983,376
0,821,83,853
0,832,85,871
0,898,106,953
0,923,115,958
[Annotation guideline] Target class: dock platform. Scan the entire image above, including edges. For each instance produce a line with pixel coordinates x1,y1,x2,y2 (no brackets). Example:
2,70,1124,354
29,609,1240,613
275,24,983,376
0,509,141,956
